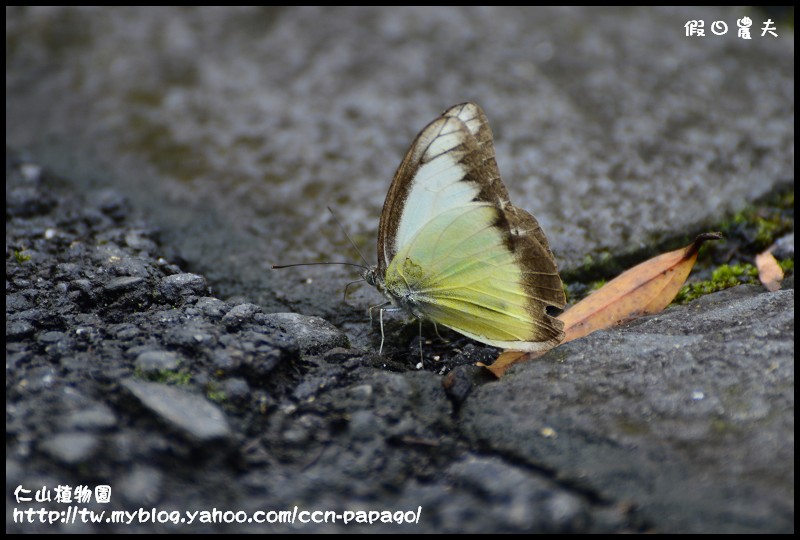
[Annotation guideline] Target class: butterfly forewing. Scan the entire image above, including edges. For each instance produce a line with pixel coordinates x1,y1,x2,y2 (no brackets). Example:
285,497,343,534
377,116,479,271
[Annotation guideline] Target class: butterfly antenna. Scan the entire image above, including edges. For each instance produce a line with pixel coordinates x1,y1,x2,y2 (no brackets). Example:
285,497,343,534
272,261,367,270
327,206,371,268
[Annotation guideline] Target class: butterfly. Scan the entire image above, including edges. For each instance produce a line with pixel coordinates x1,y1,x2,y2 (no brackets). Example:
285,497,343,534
363,102,566,353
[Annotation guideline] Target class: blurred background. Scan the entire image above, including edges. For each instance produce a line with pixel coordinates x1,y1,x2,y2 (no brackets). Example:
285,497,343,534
6,7,794,332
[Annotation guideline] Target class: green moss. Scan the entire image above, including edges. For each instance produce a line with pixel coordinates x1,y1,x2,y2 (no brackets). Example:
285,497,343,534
710,417,736,435
756,218,783,246
777,190,794,208
712,263,759,283
673,263,760,304
136,368,192,386
206,389,227,403
588,279,607,291
14,249,31,263
720,189,794,251
779,258,794,274
160,371,192,385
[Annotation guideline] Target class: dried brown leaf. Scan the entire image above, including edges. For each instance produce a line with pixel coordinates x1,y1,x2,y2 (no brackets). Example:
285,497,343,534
755,249,783,292
481,350,530,377
559,233,722,344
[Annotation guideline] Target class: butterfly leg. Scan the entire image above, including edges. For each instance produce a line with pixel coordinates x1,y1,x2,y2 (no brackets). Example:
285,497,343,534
432,321,450,343
368,301,392,354
368,302,406,356
368,301,390,325
418,318,424,363
379,308,385,355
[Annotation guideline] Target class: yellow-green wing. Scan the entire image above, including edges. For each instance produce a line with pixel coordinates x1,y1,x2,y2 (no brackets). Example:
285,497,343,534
384,205,564,351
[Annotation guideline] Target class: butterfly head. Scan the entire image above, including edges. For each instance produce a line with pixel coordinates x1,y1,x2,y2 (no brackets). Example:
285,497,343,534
363,266,385,293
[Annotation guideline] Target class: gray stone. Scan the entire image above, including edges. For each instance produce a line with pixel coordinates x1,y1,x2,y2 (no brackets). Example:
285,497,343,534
263,313,349,355
135,350,181,373
5,6,793,534
159,274,208,303
65,403,118,431
773,232,793,259
40,432,100,465
221,303,262,327
118,465,163,505
446,456,588,532
7,320,35,340
121,379,231,442
104,276,145,293
461,287,794,533
196,297,229,320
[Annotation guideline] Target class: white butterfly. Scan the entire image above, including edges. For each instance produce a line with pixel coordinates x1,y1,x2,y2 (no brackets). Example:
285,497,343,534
364,102,565,353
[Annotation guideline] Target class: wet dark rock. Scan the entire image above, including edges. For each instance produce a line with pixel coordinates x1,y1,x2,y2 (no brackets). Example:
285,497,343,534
124,229,159,253
96,189,132,221
36,330,66,344
210,348,239,372
220,377,251,404
54,262,82,281
103,276,145,293
196,297,229,320
111,323,141,340
68,278,94,304
159,273,208,303
773,232,793,259
221,302,262,328
163,321,218,351
238,340,297,382
6,292,34,313
6,185,57,218
263,312,350,355
7,320,35,340
348,410,381,440
36,331,74,359
346,383,374,407
93,244,152,278
442,364,495,407
8,308,45,326
445,456,590,532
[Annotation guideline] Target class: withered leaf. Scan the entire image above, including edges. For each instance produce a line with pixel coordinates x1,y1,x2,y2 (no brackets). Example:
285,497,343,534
559,232,722,344
755,248,784,292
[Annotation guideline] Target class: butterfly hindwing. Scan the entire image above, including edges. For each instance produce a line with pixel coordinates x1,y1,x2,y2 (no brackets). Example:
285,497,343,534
374,102,565,351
